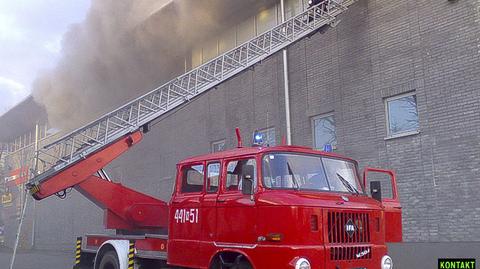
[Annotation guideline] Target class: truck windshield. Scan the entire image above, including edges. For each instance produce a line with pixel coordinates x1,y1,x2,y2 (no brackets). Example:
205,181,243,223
262,153,363,194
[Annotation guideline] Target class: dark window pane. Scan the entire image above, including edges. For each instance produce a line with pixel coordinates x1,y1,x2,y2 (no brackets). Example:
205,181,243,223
257,128,276,147
181,164,204,193
313,115,336,149
387,95,419,135
262,153,329,190
226,159,257,192
211,140,225,153
207,163,220,193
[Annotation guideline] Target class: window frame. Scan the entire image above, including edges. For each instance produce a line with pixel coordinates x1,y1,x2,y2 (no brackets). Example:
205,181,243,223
179,163,205,194
206,161,221,193
254,127,276,147
384,92,420,139
223,157,258,193
260,152,366,195
211,139,226,153
311,112,337,150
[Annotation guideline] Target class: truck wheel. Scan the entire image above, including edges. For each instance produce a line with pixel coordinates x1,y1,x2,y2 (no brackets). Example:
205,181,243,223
210,254,252,269
98,251,120,269
233,259,252,269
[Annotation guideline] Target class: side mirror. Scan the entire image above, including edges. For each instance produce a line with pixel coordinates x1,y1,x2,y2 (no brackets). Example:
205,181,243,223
370,181,382,202
241,164,255,196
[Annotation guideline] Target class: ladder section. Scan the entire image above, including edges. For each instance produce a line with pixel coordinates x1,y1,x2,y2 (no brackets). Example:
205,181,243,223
27,0,357,187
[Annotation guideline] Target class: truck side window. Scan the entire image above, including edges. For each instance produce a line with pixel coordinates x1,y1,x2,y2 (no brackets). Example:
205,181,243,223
207,162,220,193
181,164,204,193
225,159,257,192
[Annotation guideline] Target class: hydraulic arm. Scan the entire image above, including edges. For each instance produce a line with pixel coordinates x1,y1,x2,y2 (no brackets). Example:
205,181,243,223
26,131,168,231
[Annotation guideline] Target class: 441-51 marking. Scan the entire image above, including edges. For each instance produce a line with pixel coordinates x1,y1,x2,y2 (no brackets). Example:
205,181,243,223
174,208,199,224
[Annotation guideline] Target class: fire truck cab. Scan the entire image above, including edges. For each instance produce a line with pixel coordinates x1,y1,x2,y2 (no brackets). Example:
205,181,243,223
167,144,402,269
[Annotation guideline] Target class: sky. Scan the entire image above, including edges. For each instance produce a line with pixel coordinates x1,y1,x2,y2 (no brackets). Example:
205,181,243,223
0,0,91,115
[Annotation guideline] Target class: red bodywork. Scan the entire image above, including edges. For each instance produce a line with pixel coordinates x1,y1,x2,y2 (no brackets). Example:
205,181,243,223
30,132,402,269
30,131,168,231
167,146,401,269
364,167,403,243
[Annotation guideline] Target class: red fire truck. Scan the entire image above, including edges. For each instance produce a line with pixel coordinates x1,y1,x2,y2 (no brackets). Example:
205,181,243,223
23,2,400,267
26,128,401,269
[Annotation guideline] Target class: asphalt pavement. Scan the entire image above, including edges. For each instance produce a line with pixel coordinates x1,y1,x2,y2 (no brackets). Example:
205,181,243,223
0,248,72,269
1,243,480,269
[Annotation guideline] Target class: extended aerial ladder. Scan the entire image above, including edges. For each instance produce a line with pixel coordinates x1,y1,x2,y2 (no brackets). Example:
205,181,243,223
25,0,356,205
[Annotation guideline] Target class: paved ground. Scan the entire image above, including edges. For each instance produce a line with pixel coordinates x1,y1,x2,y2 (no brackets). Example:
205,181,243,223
388,242,480,269
0,248,72,269
1,243,480,269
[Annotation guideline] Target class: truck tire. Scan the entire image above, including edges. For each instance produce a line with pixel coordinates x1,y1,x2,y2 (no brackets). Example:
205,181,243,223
98,251,120,269
210,255,252,269
233,259,252,269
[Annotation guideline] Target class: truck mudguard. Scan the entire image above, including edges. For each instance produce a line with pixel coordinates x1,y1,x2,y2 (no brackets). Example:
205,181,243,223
95,240,131,269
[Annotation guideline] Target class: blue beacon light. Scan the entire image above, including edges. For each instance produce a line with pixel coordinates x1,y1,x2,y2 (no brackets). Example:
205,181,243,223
253,132,264,146
323,144,333,152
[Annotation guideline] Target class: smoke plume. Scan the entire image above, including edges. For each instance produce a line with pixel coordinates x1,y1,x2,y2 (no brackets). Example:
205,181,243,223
32,0,276,131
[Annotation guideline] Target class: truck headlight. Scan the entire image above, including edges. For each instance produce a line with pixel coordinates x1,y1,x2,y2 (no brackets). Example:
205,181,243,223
295,258,311,269
381,255,393,269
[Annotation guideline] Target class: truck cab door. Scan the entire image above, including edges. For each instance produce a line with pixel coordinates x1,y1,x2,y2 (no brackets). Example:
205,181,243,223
168,163,204,268
364,168,402,243
196,161,221,266
215,158,257,247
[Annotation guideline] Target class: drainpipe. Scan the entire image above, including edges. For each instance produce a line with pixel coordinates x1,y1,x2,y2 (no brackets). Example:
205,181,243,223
280,0,292,145
31,123,39,248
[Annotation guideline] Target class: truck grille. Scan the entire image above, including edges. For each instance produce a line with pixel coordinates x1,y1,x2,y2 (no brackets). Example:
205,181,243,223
330,246,372,261
327,211,370,243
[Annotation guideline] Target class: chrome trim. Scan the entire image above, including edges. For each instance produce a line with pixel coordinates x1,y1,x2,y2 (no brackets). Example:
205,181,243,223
145,234,169,240
135,250,167,260
214,242,257,249
85,234,146,240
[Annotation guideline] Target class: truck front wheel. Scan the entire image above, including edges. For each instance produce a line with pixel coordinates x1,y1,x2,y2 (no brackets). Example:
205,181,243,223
210,254,252,269
98,251,120,269
232,259,252,269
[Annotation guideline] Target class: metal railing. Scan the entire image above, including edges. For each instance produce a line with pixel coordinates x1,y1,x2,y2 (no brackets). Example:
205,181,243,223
27,0,357,187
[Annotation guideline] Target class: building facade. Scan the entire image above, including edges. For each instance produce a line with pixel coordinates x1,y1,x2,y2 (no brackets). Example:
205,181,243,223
0,0,479,265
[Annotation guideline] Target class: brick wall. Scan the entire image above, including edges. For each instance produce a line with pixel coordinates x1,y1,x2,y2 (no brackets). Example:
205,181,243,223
33,0,480,249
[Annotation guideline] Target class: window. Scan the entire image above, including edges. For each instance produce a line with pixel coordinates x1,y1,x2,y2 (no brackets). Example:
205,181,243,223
262,153,329,190
181,164,204,193
312,114,337,150
365,171,393,199
385,93,419,137
322,158,361,193
256,128,276,147
207,163,220,193
262,153,363,194
226,159,257,192
211,140,226,153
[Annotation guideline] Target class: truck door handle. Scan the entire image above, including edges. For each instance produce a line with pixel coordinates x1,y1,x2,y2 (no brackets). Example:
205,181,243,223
171,201,180,204
217,199,226,203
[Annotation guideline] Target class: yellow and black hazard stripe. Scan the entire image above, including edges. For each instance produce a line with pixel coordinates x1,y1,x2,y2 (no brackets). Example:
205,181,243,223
128,240,135,269
29,185,40,195
74,237,82,266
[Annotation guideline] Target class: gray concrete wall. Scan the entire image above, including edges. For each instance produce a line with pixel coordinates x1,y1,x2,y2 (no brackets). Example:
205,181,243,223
30,0,480,253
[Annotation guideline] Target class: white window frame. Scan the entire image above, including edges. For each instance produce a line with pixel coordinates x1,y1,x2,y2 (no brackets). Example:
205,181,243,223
211,139,226,153
384,92,420,139
311,112,337,150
